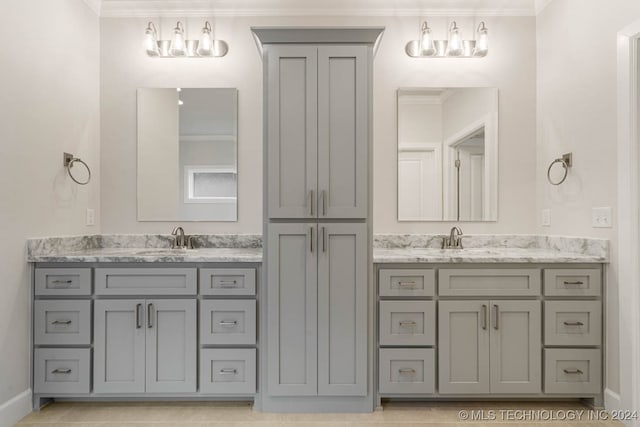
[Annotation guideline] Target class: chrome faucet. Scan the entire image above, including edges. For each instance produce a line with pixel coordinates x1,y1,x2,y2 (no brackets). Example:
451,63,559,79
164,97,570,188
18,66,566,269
443,226,464,249
171,226,193,249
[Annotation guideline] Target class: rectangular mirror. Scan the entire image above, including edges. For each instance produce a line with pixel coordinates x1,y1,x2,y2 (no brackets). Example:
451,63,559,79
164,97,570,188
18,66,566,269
397,87,498,222
137,88,238,221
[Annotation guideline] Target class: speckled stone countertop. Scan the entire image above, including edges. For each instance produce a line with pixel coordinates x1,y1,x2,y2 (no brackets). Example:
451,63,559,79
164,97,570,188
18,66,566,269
27,234,608,264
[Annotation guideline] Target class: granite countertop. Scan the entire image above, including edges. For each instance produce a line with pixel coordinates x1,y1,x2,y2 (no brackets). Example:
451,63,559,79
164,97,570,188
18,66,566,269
28,247,263,263
372,247,607,263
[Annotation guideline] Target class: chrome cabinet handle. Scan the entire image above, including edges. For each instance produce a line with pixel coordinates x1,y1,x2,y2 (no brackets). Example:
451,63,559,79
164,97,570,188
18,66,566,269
309,226,314,253
398,368,416,374
147,303,154,328
51,368,72,374
563,368,583,374
309,190,315,216
399,320,416,327
493,304,499,330
398,281,416,288
322,226,326,253
51,280,73,284
219,320,238,327
136,303,143,329
51,319,72,325
563,321,584,326
320,190,327,216
481,304,488,330
219,280,237,286
219,368,238,375
563,281,584,286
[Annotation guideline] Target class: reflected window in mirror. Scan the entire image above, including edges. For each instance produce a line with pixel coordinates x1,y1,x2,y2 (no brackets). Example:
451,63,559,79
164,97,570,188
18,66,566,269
137,88,238,221
397,87,498,222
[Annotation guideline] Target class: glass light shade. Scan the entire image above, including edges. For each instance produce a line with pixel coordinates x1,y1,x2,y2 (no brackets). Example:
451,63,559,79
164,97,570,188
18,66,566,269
144,22,160,56
419,22,436,56
197,21,214,56
447,22,463,56
170,22,186,56
474,22,489,56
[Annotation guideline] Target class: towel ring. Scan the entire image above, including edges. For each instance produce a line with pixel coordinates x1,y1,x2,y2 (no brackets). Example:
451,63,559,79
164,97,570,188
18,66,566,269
63,152,91,185
547,153,572,186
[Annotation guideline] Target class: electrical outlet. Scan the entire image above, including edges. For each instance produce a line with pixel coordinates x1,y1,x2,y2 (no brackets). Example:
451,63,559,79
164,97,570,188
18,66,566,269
86,208,95,226
541,209,551,227
592,207,612,228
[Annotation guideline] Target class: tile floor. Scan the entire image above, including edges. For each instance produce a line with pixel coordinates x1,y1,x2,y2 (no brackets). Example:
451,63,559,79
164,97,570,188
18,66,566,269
16,401,624,426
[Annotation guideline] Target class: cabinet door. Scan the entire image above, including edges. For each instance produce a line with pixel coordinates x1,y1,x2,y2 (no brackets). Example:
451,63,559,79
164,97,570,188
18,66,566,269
317,46,369,219
267,45,318,219
438,300,490,394
145,299,197,393
94,300,146,393
318,223,367,395
489,300,541,393
267,223,318,396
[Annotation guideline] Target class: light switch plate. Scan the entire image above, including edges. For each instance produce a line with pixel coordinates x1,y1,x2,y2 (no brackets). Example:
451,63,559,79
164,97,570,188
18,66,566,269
592,207,612,228
86,208,95,226
541,209,551,227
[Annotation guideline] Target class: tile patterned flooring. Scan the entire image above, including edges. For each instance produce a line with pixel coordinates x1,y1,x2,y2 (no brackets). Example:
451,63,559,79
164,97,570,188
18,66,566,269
16,401,624,426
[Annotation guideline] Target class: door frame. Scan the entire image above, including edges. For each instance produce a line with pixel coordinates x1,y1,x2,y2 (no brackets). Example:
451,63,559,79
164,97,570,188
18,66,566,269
616,19,640,424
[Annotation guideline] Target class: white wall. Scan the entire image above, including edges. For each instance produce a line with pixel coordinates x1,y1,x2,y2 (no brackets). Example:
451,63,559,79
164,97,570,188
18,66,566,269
536,0,640,405
100,15,537,234
0,0,100,423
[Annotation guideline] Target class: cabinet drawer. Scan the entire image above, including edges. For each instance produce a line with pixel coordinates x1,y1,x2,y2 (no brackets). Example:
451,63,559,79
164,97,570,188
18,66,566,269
35,268,91,296
544,349,601,394
200,300,256,345
439,269,541,296
544,301,601,346
200,268,256,296
34,348,90,394
95,268,197,295
379,269,435,297
34,301,91,345
544,269,601,296
200,349,256,394
379,348,435,394
379,301,435,346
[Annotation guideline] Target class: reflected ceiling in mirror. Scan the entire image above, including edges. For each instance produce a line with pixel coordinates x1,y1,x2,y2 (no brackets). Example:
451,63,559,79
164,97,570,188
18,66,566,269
397,87,498,222
137,88,238,221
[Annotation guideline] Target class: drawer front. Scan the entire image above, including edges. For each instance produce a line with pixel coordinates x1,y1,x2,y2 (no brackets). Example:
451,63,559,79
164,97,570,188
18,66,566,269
544,349,601,394
380,301,435,346
34,348,90,394
379,269,435,297
439,269,541,297
200,300,256,345
200,268,256,296
200,349,256,394
95,268,197,295
379,348,435,394
34,301,91,345
544,269,601,296
35,268,91,296
544,301,602,346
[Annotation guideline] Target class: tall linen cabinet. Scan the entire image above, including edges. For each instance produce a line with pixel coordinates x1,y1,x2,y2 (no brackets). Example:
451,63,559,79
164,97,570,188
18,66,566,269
253,27,383,413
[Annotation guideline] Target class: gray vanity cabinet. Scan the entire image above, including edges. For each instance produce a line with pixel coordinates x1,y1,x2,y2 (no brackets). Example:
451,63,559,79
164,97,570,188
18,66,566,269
94,299,197,394
438,300,541,394
267,45,368,220
268,223,367,396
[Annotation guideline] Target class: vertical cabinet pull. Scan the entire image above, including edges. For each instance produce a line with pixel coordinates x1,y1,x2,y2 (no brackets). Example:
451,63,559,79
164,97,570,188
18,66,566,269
481,304,488,330
147,303,154,328
322,226,327,253
493,304,499,330
136,303,143,329
309,190,314,216
321,190,327,216
309,227,314,253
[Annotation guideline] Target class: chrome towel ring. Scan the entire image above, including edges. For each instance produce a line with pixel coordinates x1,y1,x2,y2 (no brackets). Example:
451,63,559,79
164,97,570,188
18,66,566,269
63,152,91,185
547,152,572,186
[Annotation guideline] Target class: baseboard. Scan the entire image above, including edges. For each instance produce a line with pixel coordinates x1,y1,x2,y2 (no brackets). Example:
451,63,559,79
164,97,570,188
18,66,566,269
0,389,31,427
604,388,622,411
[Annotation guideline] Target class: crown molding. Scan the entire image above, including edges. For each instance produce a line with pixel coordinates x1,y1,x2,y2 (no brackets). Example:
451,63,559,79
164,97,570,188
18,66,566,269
82,0,102,15
534,0,555,15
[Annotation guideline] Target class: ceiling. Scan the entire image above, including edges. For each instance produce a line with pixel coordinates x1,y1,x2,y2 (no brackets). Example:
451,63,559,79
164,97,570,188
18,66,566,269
85,0,554,17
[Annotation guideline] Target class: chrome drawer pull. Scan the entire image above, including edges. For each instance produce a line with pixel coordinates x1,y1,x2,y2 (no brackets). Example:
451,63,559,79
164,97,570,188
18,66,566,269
51,368,72,374
51,279,73,284
563,321,584,326
398,368,416,374
563,368,583,375
399,321,417,327
219,320,238,327
219,368,238,375
51,320,72,325
563,281,585,286
218,280,238,287
397,281,416,288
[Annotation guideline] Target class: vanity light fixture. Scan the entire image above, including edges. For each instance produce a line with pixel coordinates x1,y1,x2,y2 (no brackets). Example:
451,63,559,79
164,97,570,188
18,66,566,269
406,20,489,58
144,21,229,58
